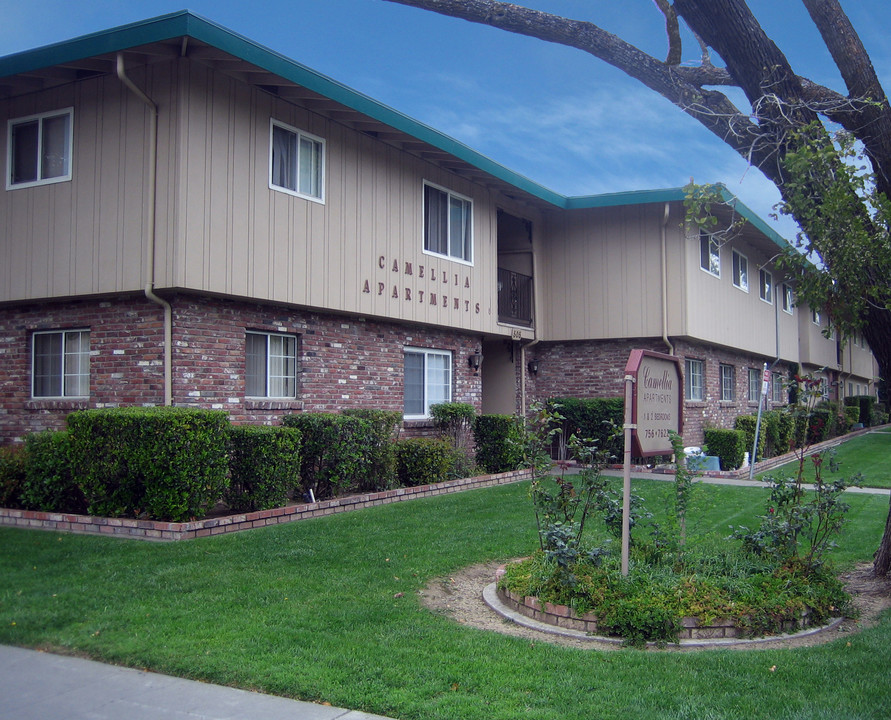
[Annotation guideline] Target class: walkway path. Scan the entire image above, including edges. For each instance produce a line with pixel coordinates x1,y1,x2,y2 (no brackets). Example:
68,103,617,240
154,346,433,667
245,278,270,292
0,645,393,720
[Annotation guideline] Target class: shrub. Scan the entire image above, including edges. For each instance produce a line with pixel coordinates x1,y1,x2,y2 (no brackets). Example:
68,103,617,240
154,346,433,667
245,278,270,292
395,438,453,487
67,407,230,521
0,445,27,509
429,402,476,452
21,431,86,513
733,415,766,463
843,404,862,429
342,409,402,491
845,395,876,427
547,397,623,460
283,413,373,499
472,414,523,473
762,410,795,458
225,426,302,512
702,428,746,470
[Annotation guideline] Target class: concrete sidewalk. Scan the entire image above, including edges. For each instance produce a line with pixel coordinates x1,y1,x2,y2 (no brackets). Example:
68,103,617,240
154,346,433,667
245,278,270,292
0,645,394,720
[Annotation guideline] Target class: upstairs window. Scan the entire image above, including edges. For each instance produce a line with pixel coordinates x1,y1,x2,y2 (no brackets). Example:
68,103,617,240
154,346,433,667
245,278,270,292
404,347,452,418
759,269,773,304
732,250,748,291
7,108,73,189
246,331,298,398
32,329,89,398
699,233,720,277
424,182,472,263
269,119,324,202
782,284,794,314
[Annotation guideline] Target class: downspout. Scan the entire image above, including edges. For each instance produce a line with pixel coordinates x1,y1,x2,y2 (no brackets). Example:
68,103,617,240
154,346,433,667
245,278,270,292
661,202,674,356
520,235,542,417
117,54,172,406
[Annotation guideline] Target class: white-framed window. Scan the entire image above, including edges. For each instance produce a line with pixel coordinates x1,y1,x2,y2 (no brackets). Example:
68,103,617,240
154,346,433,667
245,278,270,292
782,283,794,314
245,331,298,398
732,250,748,291
748,368,761,402
699,233,720,277
423,182,472,263
720,364,735,401
404,347,452,418
684,358,704,401
759,269,773,304
269,119,324,202
7,108,73,189
771,373,785,403
32,329,89,398
812,308,821,325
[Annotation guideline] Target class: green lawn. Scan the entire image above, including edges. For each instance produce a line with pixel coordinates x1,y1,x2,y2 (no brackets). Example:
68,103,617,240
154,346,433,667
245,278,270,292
1,479,890,720
757,430,891,488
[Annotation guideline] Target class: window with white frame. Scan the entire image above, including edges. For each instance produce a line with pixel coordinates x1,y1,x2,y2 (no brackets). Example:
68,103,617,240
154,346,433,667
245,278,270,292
269,119,324,201
748,368,761,402
245,331,298,398
685,358,704,401
732,250,748,291
7,108,73,189
423,182,472,263
720,364,735,401
759,269,773,304
812,308,821,325
782,283,794,314
699,233,720,277
771,373,785,403
404,347,452,418
32,329,89,398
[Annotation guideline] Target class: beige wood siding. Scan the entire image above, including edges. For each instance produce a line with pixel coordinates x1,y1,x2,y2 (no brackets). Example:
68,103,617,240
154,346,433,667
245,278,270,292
537,203,682,341
0,64,178,302
798,304,839,369
167,59,517,335
682,227,799,360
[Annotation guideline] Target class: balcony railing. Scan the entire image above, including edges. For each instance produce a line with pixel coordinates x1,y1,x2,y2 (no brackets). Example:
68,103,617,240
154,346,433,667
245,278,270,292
497,268,533,326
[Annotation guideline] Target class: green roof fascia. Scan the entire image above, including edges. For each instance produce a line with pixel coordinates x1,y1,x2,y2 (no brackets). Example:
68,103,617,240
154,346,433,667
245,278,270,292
0,10,566,208
564,185,792,252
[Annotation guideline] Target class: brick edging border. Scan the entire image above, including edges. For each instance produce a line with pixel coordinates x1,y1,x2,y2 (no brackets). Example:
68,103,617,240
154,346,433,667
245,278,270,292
0,469,532,541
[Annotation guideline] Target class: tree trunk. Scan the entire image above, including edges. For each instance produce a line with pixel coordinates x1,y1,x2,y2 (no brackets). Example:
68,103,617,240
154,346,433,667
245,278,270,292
875,494,891,576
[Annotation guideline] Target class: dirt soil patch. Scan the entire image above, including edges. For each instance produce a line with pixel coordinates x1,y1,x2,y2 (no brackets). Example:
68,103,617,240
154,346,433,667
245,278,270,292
419,561,891,651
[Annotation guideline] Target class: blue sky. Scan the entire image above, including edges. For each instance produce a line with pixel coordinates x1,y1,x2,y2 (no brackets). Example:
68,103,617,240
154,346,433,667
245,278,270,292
3,1,889,240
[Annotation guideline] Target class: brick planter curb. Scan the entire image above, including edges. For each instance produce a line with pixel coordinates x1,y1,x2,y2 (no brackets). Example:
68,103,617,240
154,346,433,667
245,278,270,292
0,468,531,541
491,563,838,645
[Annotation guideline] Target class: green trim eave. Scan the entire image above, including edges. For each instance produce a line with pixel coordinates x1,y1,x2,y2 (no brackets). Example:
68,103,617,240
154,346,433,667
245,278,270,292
0,11,793,252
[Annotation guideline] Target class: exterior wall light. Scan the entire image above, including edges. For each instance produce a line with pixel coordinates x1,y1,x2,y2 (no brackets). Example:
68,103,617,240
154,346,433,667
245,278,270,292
468,352,483,374
527,359,539,375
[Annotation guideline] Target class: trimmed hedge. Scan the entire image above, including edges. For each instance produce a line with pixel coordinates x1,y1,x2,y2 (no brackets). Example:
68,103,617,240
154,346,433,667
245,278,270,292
283,413,374,499
225,426,302,512
734,415,766,464
67,407,230,521
21,431,86,513
395,437,454,487
0,445,27,509
763,410,795,458
845,395,877,427
703,428,746,470
342,409,402,492
547,397,623,460
473,414,523,473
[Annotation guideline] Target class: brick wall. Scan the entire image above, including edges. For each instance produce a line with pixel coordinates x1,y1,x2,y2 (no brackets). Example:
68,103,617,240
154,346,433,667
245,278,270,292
526,337,790,445
0,293,483,443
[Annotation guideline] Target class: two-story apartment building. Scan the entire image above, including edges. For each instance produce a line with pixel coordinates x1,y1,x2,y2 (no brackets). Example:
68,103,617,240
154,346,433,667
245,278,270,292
0,12,878,446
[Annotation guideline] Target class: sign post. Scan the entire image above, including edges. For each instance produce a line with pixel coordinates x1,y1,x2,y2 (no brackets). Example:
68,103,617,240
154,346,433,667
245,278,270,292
621,350,684,575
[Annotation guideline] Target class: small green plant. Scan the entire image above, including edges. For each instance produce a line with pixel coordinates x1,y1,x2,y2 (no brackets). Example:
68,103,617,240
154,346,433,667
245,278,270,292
395,437,454,487
733,374,861,570
0,444,27,509
472,414,523,473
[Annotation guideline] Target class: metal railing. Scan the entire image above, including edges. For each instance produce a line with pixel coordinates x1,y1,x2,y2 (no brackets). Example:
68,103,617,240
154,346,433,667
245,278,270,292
497,268,533,326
